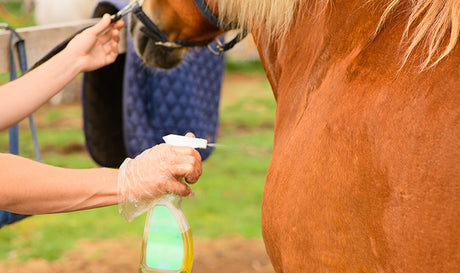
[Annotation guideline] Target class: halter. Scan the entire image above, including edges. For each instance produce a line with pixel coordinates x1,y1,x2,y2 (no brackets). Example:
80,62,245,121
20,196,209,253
132,0,247,56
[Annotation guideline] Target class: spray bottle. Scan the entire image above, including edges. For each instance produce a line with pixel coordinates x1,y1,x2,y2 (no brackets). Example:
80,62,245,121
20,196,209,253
139,134,208,273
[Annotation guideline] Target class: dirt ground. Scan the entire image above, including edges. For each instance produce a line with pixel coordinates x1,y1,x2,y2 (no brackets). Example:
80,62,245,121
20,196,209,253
0,236,275,273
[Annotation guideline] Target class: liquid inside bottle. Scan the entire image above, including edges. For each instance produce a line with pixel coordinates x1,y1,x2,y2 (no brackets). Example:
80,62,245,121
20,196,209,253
139,195,193,273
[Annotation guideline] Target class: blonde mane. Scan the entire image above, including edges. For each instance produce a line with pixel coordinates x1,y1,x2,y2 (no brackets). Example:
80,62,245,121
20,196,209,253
377,0,459,70
211,0,459,70
210,0,302,40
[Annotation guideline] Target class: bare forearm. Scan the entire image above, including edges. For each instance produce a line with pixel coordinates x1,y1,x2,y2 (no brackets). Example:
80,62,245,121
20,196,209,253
0,50,83,130
0,153,118,214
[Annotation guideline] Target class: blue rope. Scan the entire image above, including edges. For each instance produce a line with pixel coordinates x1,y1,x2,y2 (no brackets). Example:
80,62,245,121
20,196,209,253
8,36,19,155
6,26,41,161
15,37,41,162
1,24,44,228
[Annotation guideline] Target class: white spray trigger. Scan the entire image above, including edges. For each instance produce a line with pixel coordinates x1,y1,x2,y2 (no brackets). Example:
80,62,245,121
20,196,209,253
163,134,208,149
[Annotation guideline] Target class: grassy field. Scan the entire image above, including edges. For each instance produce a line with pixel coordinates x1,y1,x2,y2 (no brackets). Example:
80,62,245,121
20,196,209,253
0,61,275,262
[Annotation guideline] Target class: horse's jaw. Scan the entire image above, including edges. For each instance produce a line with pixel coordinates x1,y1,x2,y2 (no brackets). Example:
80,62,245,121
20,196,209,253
129,14,187,69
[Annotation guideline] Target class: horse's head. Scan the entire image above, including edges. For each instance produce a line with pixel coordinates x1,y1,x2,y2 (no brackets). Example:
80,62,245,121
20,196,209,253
129,0,229,69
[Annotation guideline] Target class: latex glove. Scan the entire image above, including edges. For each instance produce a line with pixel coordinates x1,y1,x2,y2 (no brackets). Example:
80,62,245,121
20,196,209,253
118,142,202,222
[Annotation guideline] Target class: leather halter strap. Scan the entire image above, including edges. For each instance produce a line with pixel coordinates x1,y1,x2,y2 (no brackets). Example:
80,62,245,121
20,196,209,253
192,0,233,29
132,0,247,56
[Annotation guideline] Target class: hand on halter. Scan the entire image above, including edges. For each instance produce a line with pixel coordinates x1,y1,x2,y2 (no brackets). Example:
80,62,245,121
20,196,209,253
64,13,125,72
117,133,202,222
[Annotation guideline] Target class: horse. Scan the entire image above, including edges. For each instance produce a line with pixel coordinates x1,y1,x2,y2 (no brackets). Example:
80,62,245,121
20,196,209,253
129,0,459,272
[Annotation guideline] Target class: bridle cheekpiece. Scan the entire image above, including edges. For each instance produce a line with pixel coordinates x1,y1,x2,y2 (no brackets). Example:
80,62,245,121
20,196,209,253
131,0,247,56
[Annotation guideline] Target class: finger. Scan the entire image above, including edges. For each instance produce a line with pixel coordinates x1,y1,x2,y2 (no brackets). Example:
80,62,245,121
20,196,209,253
90,14,112,36
186,151,202,184
101,38,116,55
171,161,202,184
112,28,120,44
113,18,125,30
100,28,120,47
165,146,201,165
185,132,196,138
158,143,196,155
184,164,202,184
172,145,198,155
166,180,193,197
105,42,119,64
98,29,114,45
111,39,119,54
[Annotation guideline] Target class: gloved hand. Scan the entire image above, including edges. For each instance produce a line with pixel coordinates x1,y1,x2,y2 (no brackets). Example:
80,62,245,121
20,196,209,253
118,139,202,222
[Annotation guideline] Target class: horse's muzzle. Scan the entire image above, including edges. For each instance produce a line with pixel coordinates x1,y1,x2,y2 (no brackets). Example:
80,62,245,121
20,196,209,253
129,14,187,69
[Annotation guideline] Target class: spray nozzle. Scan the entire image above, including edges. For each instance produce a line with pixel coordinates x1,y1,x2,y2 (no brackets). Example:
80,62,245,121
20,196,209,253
162,134,208,149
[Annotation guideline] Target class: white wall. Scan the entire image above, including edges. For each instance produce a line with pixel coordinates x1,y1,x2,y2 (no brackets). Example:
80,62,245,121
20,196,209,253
33,0,99,104
34,0,97,25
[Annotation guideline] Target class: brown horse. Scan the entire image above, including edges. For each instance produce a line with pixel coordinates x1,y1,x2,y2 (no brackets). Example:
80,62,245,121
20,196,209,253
129,0,459,272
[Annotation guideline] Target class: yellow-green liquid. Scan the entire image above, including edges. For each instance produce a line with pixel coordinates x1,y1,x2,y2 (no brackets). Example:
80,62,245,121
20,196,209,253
139,218,193,273
139,229,193,273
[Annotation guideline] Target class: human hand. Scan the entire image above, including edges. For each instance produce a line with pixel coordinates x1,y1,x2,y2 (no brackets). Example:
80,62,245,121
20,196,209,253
118,133,202,222
64,14,125,72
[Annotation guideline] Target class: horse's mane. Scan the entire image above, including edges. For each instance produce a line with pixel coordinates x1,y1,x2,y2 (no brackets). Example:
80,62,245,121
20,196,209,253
210,0,301,39
377,0,459,70
211,0,459,71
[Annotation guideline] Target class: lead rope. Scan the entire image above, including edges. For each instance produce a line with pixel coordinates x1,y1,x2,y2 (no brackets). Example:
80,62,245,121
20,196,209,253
3,24,41,162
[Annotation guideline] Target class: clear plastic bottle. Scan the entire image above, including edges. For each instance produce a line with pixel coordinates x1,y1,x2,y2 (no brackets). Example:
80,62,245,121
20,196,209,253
138,195,193,273
139,134,207,273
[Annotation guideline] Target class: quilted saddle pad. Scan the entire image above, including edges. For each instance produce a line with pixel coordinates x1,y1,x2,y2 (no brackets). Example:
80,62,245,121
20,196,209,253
82,1,225,167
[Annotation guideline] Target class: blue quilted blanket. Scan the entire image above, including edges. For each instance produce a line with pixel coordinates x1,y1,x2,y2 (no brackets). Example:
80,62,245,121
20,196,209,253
122,26,224,159
83,0,225,167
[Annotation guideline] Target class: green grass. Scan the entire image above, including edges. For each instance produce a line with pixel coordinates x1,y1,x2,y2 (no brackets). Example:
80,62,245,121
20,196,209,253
0,73,10,85
0,66,275,262
225,59,265,74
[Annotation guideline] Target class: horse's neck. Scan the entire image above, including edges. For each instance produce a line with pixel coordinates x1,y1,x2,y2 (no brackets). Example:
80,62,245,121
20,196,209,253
255,1,404,100
254,0,415,144
254,0,458,147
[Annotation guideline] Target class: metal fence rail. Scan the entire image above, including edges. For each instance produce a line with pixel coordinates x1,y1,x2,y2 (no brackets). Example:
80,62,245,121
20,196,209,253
0,19,127,73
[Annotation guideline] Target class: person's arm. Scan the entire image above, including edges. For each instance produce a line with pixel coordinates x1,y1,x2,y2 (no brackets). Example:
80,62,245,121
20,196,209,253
0,15,203,218
0,14,124,131
0,140,202,215
0,153,118,214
